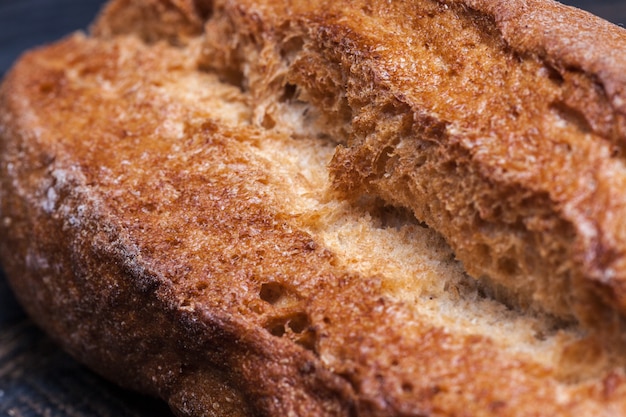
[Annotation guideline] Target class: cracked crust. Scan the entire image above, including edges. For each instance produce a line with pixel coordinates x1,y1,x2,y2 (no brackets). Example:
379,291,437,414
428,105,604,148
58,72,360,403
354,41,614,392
3,0,626,416
189,0,626,327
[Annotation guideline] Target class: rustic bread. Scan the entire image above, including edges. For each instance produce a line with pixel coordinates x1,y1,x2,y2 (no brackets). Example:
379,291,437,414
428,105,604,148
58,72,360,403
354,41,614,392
3,0,626,416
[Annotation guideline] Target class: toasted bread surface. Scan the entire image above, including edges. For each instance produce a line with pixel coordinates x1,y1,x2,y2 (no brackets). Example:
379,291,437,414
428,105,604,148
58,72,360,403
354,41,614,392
174,0,626,329
3,0,626,416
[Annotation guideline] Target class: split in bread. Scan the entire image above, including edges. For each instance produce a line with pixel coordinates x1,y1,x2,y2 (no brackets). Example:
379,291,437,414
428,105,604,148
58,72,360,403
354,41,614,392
2,0,626,415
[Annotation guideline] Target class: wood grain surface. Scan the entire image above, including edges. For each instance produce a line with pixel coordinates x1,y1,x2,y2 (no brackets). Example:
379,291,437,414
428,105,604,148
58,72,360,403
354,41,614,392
0,0,624,416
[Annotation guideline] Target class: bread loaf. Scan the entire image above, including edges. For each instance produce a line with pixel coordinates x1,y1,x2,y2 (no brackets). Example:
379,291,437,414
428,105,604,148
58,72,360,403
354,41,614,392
3,0,626,415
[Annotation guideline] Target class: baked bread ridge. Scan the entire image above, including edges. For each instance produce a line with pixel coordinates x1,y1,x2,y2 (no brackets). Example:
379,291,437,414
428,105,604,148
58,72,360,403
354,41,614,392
7,29,626,417
154,0,626,329
5,1,626,417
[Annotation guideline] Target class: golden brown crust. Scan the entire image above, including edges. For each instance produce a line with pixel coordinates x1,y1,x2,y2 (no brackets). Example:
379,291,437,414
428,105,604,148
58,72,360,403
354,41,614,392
464,0,626,128
4,1,626,416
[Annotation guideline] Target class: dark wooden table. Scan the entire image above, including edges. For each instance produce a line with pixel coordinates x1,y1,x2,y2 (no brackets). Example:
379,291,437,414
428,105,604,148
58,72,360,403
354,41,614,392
1,1,625,416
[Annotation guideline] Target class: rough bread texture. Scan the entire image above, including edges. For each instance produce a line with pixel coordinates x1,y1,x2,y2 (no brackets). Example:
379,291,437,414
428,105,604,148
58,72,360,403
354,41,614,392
2,0,626,416
184,0,626,328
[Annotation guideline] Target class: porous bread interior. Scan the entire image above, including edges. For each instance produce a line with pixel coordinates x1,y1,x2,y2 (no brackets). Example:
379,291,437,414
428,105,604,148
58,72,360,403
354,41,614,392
149,42,591,377
248,117,587,373
196,0,626,336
